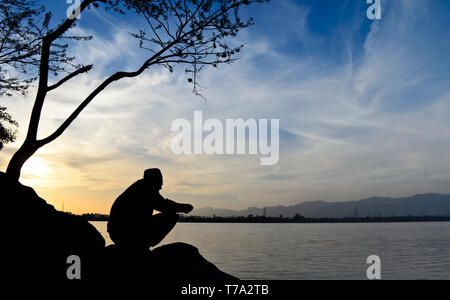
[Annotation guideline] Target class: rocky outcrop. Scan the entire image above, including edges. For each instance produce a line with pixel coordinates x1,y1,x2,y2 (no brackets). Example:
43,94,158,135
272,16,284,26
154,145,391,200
101,243,237,282
1,171,105,280
0,172,237,281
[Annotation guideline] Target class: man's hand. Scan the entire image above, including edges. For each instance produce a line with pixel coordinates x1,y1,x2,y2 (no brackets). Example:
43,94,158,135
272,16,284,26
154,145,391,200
180,203,194,214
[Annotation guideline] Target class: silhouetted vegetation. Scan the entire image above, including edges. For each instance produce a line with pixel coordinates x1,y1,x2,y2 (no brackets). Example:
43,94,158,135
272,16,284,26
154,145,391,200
0,1,88,144
0,106,17,150
1,0,80,97
82,213,109,221
82,213,450,224
181,215,450,223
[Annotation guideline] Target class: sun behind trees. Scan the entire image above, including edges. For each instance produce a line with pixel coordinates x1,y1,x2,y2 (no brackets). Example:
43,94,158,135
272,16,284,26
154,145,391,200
2,0,268,181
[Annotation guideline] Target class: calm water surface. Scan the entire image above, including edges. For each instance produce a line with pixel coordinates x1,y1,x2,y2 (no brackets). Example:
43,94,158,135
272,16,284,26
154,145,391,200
91,221,450,280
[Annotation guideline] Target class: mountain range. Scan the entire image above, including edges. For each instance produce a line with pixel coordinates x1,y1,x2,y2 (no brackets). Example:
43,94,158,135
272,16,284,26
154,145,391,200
191,194,450,218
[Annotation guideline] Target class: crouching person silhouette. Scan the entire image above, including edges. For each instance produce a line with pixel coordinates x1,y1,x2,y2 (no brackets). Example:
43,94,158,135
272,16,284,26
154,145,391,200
107,168,193,251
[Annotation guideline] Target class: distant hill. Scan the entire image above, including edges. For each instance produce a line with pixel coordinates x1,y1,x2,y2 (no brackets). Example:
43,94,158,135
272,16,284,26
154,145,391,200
191,194,450,218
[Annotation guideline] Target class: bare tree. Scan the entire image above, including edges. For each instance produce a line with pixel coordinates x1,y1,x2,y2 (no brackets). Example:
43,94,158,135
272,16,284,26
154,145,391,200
4,0,267,181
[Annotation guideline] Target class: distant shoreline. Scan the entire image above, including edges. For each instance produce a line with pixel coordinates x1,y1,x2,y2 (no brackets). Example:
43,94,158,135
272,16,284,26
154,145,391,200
83,214,450,224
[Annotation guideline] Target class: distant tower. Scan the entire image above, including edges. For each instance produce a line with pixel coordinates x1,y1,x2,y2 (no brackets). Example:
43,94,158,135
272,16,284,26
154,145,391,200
62,200,65,212
354,208,359,218
263,207,267,217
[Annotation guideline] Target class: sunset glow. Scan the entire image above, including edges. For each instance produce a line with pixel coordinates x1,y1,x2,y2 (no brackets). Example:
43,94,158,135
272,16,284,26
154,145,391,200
22,156,52,178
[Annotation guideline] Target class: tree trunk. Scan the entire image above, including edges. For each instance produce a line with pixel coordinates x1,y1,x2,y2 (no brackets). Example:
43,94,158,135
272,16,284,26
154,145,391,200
6,142,39,181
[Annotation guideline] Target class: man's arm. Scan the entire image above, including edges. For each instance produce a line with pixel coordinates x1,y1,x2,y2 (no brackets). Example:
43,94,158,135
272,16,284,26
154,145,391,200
153,194,193,214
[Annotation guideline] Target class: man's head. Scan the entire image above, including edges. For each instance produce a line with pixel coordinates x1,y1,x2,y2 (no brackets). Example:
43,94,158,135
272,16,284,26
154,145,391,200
144,168,163,190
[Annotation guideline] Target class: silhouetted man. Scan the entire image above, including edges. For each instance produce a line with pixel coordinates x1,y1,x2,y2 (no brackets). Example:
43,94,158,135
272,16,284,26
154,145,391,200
107,168,193,251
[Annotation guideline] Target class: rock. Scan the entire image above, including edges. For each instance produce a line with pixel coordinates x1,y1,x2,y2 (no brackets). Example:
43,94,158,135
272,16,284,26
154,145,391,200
1,171,238,282
100,243,238,282
152,243,238,281
1,171,106,280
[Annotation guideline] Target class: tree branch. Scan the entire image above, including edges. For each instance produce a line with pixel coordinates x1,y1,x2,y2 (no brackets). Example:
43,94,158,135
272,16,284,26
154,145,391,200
38,67,149,147
46,0,101,43
47,64,93,91
38,36,183,146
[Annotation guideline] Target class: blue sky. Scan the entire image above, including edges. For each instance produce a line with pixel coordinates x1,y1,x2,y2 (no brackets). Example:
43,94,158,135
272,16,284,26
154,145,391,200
1,0,450,214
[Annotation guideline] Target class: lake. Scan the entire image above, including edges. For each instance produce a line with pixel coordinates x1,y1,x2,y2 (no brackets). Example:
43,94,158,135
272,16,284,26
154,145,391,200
91,221,450,280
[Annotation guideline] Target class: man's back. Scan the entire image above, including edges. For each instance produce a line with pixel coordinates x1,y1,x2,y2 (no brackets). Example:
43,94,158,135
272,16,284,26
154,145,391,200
108,179,156,234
